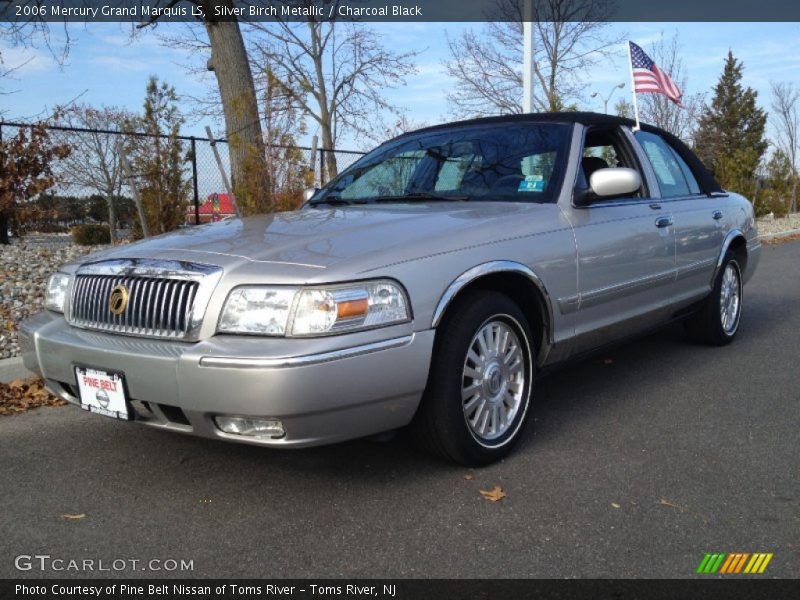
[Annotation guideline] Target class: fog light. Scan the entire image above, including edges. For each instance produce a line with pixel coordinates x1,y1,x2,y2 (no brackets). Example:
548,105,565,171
215,416,285,439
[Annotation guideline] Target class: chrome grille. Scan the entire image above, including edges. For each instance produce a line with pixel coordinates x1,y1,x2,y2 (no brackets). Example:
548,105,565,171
66,259,223,340
70,275,199,338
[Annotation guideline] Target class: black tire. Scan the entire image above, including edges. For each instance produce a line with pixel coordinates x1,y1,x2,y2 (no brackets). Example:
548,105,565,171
684,253,744,346
412,290,535,466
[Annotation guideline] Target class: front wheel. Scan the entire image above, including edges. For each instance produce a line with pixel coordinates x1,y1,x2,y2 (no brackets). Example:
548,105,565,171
685,254,743,346
412,291,535,465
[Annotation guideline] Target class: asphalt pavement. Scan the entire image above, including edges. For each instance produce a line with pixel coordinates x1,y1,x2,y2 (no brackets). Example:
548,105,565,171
1,241,798,579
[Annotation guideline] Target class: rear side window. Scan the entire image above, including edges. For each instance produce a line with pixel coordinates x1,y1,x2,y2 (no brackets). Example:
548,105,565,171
669,146,701,194
636,131,701,197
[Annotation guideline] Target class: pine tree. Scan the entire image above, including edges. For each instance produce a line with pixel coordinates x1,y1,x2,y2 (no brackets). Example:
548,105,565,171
129,77,191,238
694,51,768,195
759,149,793,218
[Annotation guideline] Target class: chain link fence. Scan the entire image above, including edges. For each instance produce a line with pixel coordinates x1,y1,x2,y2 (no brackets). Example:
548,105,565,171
0,121,365,233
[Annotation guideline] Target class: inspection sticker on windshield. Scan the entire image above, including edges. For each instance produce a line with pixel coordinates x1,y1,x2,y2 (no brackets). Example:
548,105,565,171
74,367,130,420
518,176,545,192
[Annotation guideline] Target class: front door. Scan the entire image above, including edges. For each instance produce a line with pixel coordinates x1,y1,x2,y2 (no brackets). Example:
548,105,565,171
563,126,677,354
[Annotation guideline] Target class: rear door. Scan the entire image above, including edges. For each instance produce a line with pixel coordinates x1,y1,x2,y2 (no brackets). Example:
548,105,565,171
634,131,722,303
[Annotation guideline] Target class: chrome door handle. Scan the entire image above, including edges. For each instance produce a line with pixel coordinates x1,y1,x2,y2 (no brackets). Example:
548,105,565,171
655,216,673,229
712,210,723,220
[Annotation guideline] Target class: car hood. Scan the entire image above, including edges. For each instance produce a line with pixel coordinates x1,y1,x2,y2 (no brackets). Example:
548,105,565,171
83,203,557,281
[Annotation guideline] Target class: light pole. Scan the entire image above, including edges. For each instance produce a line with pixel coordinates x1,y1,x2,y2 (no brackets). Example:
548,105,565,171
591,83,625,114
522,0,535,113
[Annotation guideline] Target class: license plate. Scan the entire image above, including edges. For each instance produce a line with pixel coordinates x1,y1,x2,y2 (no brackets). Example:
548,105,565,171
74,367,131,420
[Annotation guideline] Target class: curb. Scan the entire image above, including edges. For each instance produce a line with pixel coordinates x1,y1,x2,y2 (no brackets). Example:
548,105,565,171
0,356,34,383
758,227,800,241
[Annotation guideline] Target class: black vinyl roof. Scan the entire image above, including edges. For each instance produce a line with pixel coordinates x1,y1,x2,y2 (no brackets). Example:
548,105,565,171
409,112,724,195
412,111,636,133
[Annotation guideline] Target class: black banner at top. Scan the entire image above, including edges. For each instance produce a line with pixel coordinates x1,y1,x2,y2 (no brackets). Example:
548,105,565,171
1,0,800,23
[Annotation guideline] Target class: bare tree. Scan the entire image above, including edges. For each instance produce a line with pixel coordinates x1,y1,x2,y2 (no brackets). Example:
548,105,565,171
375,114,430,142
444,0,622,116
55,105,138,243
770,81,799,213
4,1,270,214
135,0,269,213
0,3,71,64
0,50,30,103
250,5,419,179
261,66,311,210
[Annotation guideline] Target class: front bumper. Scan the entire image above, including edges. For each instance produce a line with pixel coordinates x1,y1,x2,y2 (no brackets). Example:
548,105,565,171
20,312,435,448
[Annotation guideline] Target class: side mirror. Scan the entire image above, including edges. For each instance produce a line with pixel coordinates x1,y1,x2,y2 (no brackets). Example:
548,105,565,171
573,168,642,207
589,168,642,198
303,187,320,202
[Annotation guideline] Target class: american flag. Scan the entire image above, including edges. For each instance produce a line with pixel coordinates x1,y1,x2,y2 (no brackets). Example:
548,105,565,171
629,41,683,106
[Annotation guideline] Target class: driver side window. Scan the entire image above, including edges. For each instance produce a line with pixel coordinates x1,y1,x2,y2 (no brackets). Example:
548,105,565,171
577,128,642,198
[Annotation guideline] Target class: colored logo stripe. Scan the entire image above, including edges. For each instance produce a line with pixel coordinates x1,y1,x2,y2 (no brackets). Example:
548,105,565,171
698,553,773,574
697,553,725,573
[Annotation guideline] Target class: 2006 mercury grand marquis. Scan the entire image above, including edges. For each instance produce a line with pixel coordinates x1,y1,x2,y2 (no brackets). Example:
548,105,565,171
21,113,760,465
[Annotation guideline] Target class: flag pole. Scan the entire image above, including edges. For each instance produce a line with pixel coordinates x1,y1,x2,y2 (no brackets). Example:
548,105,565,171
626,41,641,131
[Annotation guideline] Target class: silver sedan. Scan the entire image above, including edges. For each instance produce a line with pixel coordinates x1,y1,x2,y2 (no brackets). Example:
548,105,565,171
21,113,760,465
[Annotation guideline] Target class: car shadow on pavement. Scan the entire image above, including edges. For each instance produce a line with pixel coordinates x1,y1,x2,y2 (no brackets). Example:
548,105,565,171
110,320,728,476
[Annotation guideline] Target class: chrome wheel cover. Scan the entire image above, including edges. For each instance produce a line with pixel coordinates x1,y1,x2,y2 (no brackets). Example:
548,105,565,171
719,262,742,335
462,319,527,441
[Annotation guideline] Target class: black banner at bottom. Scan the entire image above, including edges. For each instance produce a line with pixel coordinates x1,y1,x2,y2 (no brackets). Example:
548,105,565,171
1,579,799,600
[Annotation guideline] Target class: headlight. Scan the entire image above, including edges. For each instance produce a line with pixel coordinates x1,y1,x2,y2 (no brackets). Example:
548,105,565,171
218,280,410,336
217,288,296,335
45,273,71,313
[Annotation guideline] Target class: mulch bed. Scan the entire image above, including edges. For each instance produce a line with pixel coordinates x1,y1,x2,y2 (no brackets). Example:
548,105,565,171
0,377,66,416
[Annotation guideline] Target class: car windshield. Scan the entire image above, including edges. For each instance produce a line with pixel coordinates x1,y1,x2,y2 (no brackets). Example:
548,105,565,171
310,122,572,206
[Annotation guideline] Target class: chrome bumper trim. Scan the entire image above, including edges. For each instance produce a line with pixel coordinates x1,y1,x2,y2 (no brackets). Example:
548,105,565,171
198,334,415,369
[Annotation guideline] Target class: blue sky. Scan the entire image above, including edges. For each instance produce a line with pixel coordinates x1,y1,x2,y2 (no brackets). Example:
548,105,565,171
2,21,799,151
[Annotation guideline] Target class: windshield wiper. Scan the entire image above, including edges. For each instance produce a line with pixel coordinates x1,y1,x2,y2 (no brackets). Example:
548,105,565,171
370,192,470,203
310,192,469,206
308,197,358,206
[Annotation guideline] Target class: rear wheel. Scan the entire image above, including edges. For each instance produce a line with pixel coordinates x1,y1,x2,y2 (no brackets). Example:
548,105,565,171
412,290,535,465
685,254,743,346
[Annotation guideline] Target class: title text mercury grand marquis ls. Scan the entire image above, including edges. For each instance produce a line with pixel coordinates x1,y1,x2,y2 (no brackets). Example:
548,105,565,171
21,113,760,465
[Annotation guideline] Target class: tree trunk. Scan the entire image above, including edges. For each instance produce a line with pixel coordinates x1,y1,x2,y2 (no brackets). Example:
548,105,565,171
0,213,9,245
105,191,117,245
308,22,338,182
203,5,270,214
319,123,338,183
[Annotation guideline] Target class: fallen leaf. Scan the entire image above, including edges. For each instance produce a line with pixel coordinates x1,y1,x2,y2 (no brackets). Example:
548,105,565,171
0,377,66,416
659,497,685,512
61,514,86,520
464,473,474,481
479,486,506,502
611,502,621,509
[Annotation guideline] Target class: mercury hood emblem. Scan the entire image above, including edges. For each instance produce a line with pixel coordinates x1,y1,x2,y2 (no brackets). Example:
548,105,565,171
109,284,129,315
